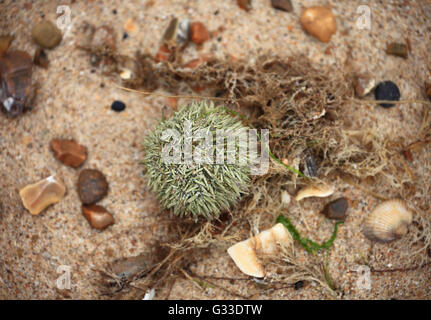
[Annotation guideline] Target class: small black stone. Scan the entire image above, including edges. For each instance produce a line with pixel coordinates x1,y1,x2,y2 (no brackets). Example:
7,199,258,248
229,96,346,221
111,100,126,112
374,81,401,108
112,9,117,14
122,32,129,40
294,281,304,290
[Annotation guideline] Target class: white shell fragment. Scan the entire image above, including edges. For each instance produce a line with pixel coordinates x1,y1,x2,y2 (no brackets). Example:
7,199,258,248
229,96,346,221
363,199,413,242
227,223,292,278
281,191,291,206
295,183,334,201
19,175,66,215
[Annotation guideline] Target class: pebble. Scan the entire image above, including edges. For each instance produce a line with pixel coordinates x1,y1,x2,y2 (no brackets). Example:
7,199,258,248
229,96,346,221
386,42,408,59
300,6,337,43
33,48,49,68
354,73,375,97
190,22,210,45
77,169,109,204
50,138,87,168
321,197,348,220
31,21,62,49
111,100,126,112
0,50,33,116
82,204,114,230
19,175,66,215
237,0,252,11
425,83,431,100
374,81,401,108
294,280,304,290
271,0,293,12
0,35,14,56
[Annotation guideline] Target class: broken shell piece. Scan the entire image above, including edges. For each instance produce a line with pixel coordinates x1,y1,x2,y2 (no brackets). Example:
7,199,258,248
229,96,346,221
354,73,375,97
163,17,190,46
363,199,412,242
19,175,66,215
227,223,292,277
295,183,334,201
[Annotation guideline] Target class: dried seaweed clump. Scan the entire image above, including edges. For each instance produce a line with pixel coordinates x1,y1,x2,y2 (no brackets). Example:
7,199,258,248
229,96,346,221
143,101,250,220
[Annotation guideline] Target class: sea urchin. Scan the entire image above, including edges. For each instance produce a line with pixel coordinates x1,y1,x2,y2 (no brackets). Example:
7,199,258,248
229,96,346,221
143,101,251,220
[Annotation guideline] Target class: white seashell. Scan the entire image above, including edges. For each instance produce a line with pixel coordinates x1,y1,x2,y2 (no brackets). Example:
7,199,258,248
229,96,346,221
227,223,292,278
363,199,413,242
295,183,334,201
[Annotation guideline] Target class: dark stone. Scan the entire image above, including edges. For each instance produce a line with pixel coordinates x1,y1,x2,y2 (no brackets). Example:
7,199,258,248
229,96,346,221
294,280,304,290
374,81,401,108
271,0,293,12
111,100,126,112
77,169,108,204
322,197,349,220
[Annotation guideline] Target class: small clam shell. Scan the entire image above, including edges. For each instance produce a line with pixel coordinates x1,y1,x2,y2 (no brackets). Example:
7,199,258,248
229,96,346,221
363,199,412,242
227,223,292,278
295,183,334,201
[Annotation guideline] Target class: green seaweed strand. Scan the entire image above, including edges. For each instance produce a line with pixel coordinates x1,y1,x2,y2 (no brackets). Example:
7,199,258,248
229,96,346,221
276,215,343,254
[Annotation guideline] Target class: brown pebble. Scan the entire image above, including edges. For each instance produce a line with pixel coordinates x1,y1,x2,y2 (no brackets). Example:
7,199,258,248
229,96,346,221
82,204,114,230
354,73,375,97
32,21,62,49
0,35,14,56
19,175,66,215
237,0,252,11
271,0,293,12
51,139,87,168
322,197,349,220
77,169,108,204
190,22,210,45
300,6,337,43
426,83,431,100
386,42,408,59
33,48,49,68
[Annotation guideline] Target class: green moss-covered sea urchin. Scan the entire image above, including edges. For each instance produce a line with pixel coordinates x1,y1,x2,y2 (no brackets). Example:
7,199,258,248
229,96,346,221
142,101,251,220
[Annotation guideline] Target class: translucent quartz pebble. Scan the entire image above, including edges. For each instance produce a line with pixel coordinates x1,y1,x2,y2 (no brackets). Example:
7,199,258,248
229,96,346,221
19,175,66,215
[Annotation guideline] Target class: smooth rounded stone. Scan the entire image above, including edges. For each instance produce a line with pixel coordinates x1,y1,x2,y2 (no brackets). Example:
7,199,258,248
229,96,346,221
300,6,337,43
82,204,114,230
51,139,87,168
374,81,401,108
237,0,252,11
111,100,126,112
77,169,108,204
321,197,348,220
190,22,210,45
32,21,62,49
19,175,66,215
